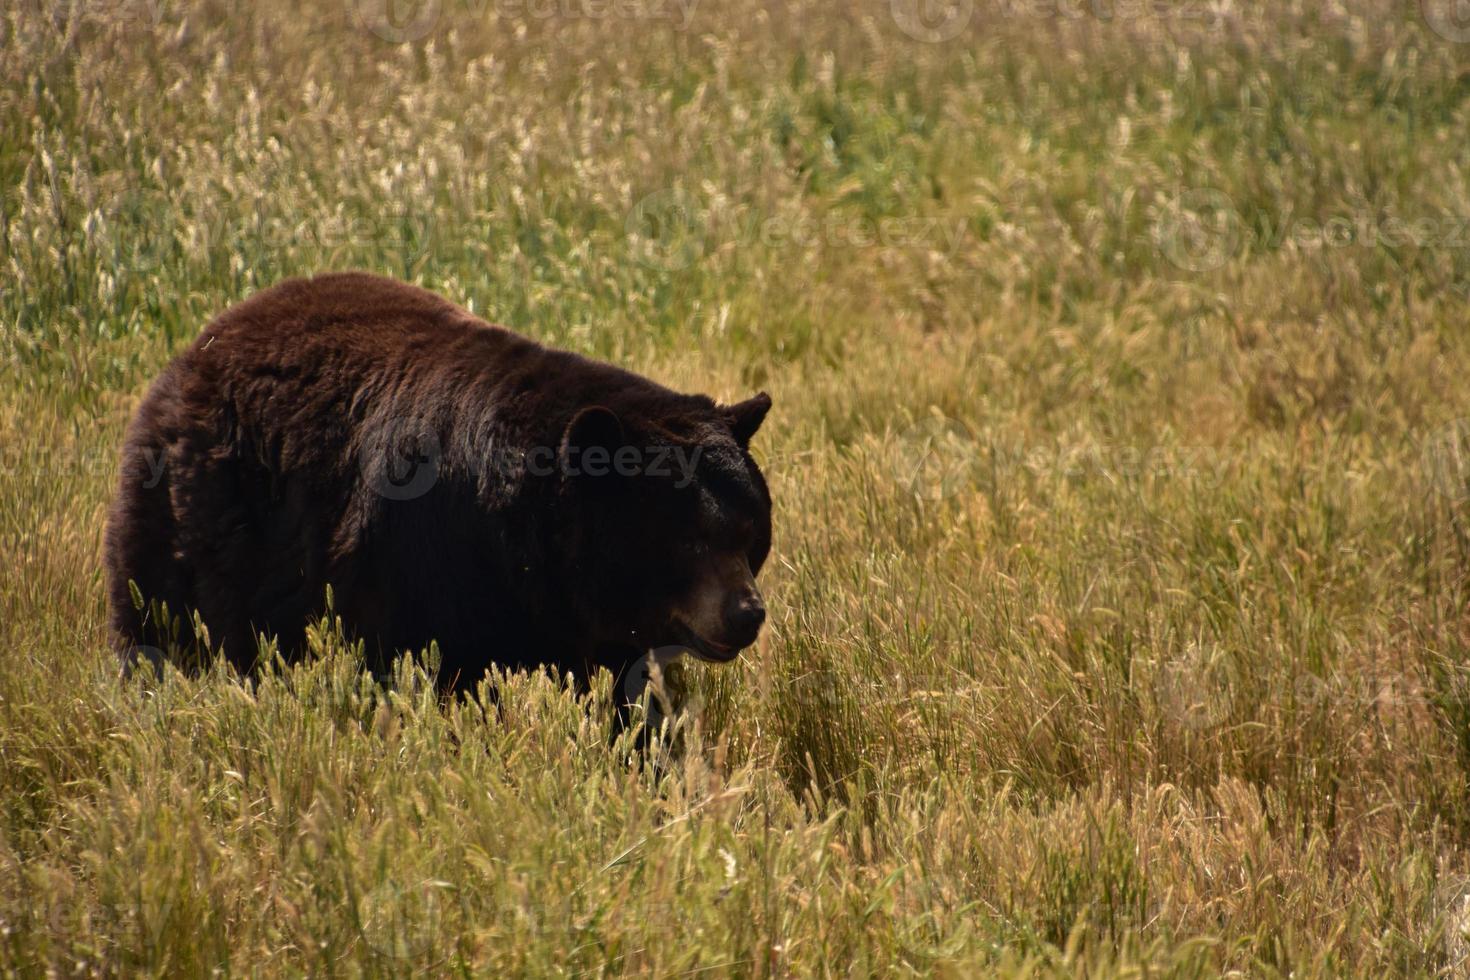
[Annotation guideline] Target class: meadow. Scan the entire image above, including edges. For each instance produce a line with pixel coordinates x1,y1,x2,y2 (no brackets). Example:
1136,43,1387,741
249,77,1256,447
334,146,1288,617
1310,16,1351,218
5,0,1470,974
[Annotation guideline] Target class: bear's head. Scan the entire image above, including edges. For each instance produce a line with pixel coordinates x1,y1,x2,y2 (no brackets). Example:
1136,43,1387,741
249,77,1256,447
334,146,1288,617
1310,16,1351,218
554,391,773,662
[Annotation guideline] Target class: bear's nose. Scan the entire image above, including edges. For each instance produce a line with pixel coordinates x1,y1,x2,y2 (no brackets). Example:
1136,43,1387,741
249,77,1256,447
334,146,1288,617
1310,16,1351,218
725,595,766,646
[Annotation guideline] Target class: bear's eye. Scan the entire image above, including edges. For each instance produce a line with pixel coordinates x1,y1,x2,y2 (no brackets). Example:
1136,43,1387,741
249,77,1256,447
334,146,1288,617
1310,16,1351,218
725,516,755,547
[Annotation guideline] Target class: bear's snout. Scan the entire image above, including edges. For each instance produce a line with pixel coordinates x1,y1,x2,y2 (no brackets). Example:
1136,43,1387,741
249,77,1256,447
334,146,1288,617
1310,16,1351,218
723,591,766,648
670,556,767,661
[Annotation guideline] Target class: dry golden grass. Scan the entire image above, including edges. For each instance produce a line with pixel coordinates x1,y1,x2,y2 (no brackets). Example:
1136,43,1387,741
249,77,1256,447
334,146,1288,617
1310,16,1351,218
5,0,1470,974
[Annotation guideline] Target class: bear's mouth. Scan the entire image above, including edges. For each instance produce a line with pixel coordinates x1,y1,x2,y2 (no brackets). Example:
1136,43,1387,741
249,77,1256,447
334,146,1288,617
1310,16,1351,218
669,620,741,663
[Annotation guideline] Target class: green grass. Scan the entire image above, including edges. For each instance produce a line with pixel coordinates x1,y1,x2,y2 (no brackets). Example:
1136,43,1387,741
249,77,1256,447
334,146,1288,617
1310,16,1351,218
6,0,1470,973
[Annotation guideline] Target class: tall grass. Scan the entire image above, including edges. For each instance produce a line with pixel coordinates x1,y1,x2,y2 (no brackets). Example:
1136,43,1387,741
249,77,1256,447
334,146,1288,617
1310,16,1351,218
5,0,1470,973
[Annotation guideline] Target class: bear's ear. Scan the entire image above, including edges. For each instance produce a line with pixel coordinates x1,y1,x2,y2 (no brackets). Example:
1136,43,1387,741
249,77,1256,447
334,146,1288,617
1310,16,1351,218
559,405,626,481
725,392,772,448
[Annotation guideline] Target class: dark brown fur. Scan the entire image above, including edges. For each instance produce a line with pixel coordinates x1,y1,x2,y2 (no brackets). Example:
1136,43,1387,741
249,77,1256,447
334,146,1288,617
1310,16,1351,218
104,272,772,693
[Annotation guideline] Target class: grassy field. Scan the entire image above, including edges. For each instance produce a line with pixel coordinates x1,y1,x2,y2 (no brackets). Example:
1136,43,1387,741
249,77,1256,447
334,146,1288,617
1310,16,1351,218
6,0,1470,974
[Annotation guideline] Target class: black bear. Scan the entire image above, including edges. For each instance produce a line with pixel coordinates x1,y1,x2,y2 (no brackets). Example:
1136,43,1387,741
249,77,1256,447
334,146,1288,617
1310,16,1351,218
103,272,772,697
